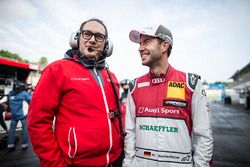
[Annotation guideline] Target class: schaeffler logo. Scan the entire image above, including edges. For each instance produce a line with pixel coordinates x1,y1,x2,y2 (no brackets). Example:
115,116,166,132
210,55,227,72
151,78,166,84
138,107,180,115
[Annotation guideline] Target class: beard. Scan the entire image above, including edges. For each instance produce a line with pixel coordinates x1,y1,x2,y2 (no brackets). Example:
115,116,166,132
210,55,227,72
141,51,162,67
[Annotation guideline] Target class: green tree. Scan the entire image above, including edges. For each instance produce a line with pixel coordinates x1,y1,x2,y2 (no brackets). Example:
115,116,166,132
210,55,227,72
0,50,49,69
0,49,28,63
38,56,48,70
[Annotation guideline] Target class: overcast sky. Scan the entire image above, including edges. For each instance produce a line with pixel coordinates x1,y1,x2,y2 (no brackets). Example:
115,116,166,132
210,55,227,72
0,0,249,83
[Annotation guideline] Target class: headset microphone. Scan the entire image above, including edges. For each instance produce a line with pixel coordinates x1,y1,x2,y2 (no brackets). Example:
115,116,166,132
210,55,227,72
88,47,103,53
88,48,94,52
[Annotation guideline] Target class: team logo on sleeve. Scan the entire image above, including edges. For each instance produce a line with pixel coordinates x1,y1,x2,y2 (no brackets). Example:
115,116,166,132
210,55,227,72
167,81,185,100
187,73,199,91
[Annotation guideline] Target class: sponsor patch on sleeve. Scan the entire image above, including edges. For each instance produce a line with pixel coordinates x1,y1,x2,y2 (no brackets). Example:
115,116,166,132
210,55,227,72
167,81,185,100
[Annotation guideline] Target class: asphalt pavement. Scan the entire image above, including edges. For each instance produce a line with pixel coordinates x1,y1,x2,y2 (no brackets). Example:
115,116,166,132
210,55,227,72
212,102,250,167
0,101,249,167
0,131,39,167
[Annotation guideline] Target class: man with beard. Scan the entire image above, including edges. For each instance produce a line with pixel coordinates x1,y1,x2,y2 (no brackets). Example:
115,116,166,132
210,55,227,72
123,25,213,167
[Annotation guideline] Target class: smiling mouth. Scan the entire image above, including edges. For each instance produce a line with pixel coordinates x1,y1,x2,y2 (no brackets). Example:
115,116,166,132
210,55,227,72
141,53,148,60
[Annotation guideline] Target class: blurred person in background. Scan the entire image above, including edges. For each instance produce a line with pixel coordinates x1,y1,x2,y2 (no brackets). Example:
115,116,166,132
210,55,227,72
0,102,8,132
7,81,31,152
120,79,131,103
120,79,131,129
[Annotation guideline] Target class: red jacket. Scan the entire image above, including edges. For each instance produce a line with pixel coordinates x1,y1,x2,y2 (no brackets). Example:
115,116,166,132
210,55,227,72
28,58,123,167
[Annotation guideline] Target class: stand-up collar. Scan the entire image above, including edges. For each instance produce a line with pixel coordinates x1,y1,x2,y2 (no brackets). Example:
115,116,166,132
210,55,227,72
148,65,174,85
64,49,106,69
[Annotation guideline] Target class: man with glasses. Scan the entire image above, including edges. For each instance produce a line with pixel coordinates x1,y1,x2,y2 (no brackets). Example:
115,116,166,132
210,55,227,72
123,25,213,167
28,18,123,167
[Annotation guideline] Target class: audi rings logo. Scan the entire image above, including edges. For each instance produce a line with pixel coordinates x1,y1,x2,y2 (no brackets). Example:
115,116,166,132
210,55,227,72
151,78,166,84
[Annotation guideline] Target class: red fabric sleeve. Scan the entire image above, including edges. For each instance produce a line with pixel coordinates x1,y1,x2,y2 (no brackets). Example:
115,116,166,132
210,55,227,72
27,65,66,167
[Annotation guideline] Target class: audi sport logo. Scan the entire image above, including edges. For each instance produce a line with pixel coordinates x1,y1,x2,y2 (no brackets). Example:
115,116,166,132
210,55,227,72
137,107,180,114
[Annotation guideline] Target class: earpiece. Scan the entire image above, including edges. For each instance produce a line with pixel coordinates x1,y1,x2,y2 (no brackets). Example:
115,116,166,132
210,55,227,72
69,31,80,49
104,39,113,57
69,31,113,57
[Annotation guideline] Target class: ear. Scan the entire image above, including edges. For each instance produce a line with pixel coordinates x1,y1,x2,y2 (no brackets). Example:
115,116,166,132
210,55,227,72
161,41,169,53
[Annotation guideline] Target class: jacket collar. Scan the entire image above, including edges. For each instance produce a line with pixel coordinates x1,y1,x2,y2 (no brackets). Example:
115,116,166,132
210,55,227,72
64,49,106,69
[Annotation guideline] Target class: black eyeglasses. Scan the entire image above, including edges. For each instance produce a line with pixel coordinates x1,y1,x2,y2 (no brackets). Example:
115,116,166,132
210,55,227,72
81,30,106,42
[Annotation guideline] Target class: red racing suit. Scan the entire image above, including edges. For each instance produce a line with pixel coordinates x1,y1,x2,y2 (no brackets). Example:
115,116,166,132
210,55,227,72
28,51,123,167
123,65,213,167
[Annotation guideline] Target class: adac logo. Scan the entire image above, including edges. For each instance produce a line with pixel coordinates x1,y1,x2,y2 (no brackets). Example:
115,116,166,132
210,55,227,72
168,82,185,88
167,81,185,100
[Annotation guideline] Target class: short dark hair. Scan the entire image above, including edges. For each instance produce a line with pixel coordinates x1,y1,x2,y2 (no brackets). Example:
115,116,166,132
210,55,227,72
80,18,108,38
157,38,172,57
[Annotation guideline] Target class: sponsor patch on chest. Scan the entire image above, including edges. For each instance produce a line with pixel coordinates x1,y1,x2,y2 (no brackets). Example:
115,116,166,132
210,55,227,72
163,99,188,108
167,81,185,100
138,82,150,88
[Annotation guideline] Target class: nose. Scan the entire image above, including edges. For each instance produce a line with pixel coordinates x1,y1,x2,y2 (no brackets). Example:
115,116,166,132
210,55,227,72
89,35,96,42
138,44,145,52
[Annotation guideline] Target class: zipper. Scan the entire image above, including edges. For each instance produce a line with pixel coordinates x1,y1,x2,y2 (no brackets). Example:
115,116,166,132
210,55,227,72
68,127,77,163
93,68,112,167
